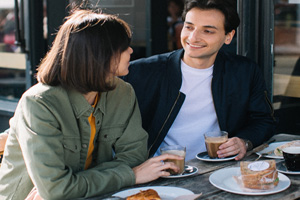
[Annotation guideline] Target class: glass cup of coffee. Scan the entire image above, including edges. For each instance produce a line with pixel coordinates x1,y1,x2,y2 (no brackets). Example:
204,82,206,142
204,131,228,158
282,147,300,171
160,145,186,175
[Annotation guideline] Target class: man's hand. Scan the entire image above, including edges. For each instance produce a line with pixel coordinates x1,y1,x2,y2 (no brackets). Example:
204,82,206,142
133,154,183,184
217,137,247,160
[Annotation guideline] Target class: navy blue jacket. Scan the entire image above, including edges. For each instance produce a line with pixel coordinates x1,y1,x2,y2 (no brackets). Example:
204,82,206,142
124,49,276,157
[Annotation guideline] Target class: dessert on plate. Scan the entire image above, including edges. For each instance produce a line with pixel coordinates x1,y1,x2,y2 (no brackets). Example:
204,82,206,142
240,160,279,190
126,189,161,200
274,140,300,157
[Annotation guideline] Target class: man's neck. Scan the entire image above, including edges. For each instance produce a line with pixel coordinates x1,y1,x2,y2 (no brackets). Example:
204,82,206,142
182,53,217,69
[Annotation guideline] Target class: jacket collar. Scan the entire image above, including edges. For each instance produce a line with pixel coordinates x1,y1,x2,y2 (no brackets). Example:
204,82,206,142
167,49,185,91
213,50,225,79
212,51,226,129
67,88,106,118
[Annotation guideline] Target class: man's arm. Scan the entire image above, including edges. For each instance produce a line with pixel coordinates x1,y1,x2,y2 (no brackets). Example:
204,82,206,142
216,58,276,160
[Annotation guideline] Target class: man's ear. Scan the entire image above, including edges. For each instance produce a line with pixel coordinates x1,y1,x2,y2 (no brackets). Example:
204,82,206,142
224,30,235,45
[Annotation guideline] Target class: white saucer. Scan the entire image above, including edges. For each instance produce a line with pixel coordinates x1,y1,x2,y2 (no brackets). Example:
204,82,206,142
196,151,237,162
162,165,198,178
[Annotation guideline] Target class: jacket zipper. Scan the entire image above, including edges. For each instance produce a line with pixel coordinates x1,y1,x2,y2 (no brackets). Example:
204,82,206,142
264,90,276,121
148,92,181,155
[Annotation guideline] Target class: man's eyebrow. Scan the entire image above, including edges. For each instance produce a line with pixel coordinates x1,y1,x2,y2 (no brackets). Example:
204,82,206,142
184,21,194,25
184,21,218,30
203,25,218,30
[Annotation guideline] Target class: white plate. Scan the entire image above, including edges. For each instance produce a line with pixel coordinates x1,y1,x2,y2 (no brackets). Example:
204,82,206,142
209,167,291,195
113,186,193,200
277,160,300,175
162,165,198,178
256,141,290,159
196,151,237,162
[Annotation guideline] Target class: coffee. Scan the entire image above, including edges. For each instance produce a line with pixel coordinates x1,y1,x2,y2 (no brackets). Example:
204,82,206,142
160,146,186,175
162,149,186,175
205,137,227,158
282,147,300,171
204,131,228,158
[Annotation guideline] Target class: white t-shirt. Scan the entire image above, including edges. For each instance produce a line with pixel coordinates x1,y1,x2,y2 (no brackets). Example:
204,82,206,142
155,60,220,160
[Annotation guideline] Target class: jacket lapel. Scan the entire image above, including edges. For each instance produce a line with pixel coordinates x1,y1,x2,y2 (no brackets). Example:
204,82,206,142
212,51,226,130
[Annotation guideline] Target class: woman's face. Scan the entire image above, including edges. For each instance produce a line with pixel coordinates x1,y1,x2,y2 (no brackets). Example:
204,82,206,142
115,47,133,76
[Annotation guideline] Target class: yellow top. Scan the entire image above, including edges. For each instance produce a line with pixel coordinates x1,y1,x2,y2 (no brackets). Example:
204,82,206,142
85,93,99,169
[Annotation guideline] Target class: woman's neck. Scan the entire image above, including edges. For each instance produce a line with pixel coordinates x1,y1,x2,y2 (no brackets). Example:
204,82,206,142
83,92,98,105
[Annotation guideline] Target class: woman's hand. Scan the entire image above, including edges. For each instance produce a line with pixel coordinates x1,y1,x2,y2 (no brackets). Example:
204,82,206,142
25,187,43,200
133,154,183,184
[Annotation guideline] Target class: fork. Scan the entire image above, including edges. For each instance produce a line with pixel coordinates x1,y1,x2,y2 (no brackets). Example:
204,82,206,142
255,150,273,161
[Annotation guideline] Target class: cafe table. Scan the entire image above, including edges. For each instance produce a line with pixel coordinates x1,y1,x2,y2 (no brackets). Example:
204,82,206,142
86,133,300,200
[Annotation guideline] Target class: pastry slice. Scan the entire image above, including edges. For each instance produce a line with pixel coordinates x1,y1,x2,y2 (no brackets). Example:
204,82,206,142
126,189,161,200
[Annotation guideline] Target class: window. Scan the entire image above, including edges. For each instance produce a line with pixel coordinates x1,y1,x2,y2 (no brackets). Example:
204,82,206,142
273,0,300,133
0,0,26,100
77,0,149,60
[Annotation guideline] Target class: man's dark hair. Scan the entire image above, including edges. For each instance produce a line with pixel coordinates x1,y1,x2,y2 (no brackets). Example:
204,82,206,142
182,0,240,34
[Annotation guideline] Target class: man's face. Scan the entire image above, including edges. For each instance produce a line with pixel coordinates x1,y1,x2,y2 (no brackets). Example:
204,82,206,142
181,8,235,68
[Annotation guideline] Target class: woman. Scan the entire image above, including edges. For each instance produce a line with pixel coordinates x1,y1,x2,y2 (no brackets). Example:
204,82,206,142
0,10,181,200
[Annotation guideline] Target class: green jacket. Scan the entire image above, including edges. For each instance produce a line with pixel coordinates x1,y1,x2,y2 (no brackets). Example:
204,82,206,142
0,78,148,200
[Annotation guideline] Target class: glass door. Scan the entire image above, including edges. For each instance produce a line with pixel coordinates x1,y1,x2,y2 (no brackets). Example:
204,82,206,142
273,0,300,134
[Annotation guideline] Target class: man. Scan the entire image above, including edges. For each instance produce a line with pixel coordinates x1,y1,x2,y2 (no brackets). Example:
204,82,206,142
123,0,276,161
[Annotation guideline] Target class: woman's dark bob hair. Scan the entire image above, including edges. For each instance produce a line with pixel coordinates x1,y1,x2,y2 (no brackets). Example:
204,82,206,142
37,9,132,93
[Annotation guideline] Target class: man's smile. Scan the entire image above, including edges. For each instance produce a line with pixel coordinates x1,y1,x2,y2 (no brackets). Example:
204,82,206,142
186,40,206,48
